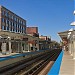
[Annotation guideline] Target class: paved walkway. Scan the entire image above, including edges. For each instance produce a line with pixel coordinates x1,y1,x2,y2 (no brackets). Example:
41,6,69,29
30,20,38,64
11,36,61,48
59,51,75,75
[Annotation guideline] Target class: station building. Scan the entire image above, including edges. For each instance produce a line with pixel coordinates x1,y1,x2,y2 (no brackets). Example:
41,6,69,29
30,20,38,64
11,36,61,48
58,29,75,59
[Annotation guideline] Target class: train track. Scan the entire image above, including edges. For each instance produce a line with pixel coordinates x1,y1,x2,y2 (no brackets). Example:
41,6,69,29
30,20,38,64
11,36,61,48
0,49,62,75
21,49,61,75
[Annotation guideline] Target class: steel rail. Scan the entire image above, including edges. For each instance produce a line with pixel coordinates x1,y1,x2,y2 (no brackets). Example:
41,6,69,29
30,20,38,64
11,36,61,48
0,51,51,75
0,50,48,73
0,49,61,75
22,49,61,75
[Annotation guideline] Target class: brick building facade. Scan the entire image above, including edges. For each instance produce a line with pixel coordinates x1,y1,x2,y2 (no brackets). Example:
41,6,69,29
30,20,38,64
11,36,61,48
26,27,39,37
0,6,26,33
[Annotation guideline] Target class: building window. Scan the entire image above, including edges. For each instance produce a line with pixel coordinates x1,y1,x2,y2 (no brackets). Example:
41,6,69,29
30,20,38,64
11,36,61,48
9,27,11,31
21,25,22,33
2,25,4,30
2,18,4,23
11,15,13,20
15,24,17,32
23,21,24,25
10,14,12,19
9,21,11,31
6,26,9,31
2,10,5,15
18,24,19,32
7,20,9,25
14,17,16,21
17,24,18,32
20,25,21,33
11,15,12,19
9,21,10,25
22,21,23,25
21,20,22,24
14,23,16,32
10,22,12,31
22,26,23,33
23,28,24,33
2,25,6,30
8,13,11,19
12,22,14,32
6,26,7,30
17,18,18,22
19,19,20,24
5,11,8,17
6,19,8,24
23,21,25,25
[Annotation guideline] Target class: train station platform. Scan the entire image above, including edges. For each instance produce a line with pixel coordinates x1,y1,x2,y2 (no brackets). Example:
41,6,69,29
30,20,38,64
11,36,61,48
0,53,19,57
47,50,75,75
59,51,75,75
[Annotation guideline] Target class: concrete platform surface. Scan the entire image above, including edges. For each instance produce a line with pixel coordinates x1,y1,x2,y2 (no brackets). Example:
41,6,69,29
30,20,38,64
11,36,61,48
59,51,75,75
0,53,19,57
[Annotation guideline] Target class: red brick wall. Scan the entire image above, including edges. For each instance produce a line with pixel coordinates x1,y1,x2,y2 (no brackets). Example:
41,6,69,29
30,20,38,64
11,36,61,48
26,27,38,34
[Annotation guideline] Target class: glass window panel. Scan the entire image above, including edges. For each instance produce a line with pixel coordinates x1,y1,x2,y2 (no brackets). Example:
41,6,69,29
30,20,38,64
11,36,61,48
2,18,4,22
2,10,5,15
2,25,4,30
6,19,8,24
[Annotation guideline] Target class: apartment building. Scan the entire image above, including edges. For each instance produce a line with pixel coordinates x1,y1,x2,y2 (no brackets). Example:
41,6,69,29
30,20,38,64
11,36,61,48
0,6,26,33
0,6,27,55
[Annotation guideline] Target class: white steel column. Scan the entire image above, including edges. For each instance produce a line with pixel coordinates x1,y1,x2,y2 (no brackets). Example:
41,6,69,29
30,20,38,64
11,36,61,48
37,40,39,51
8,37,12,54
9,41,12,53
24,42,26,51
71,41,74,56
36,44,39,51
69,42,71,54
21,42,23,53
24,43,25,51
18,43,20,53
28,44,30,52
73,40,75,59
2,43,6,54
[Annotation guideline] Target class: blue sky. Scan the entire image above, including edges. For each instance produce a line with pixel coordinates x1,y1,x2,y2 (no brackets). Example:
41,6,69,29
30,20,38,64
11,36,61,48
0,0,74,42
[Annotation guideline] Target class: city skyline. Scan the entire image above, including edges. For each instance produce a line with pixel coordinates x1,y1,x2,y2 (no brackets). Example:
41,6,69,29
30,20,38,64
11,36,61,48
0,0,74,42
